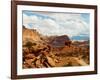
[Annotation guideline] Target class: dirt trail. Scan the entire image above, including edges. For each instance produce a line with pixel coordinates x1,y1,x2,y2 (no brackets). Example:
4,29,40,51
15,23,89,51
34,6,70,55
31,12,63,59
73,57,88,66
55,57,88,67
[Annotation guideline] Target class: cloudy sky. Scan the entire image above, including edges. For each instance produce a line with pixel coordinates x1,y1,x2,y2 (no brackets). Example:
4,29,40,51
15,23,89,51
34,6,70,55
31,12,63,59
23,10,90,40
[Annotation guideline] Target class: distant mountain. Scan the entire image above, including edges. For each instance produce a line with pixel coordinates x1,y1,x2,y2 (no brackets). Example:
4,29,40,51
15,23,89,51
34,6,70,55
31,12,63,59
49,35,70,47
72,40,89,48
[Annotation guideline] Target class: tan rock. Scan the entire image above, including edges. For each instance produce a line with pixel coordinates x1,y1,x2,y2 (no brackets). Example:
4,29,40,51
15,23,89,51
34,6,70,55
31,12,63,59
35,59,42,68
46,56,56,67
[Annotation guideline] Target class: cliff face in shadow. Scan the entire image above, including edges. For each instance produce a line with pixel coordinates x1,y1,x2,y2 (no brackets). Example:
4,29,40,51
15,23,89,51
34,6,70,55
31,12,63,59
48,35,71,47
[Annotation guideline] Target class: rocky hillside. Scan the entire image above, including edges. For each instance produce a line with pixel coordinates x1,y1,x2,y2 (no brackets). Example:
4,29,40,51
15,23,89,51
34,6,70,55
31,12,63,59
23,26,42,45
22,26,58,68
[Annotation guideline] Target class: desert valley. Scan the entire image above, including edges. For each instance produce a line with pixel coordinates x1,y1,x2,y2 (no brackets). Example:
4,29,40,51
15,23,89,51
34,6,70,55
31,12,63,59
22,26,89,69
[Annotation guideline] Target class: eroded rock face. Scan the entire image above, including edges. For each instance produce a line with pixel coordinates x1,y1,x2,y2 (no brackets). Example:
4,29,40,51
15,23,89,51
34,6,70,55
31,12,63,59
23,43,56,68
23,26,42,45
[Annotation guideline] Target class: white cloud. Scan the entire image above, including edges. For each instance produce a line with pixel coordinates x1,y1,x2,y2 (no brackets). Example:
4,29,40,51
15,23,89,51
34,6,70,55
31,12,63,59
23,12,89,38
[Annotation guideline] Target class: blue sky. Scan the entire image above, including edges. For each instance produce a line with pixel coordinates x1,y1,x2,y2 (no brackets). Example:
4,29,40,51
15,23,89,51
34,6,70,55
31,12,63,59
23,10,90,40
23,11,55,20
81,13,90,24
